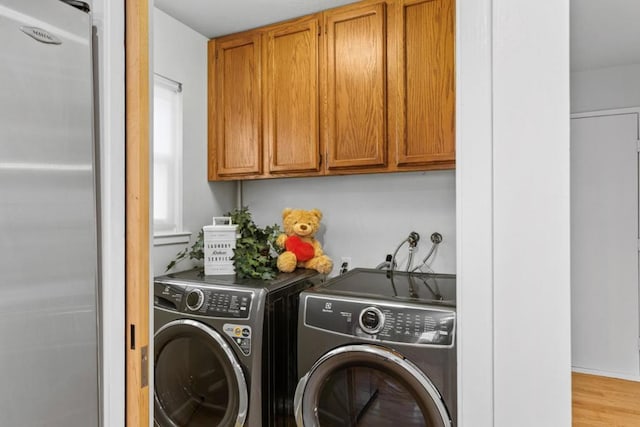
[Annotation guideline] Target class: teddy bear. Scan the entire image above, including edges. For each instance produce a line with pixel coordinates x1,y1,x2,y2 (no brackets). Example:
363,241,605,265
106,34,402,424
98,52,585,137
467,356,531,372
276,208,333,275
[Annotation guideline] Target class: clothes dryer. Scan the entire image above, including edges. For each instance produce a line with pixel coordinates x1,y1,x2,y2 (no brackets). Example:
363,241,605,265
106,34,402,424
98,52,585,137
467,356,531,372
295,268,456,426
154,269,316,427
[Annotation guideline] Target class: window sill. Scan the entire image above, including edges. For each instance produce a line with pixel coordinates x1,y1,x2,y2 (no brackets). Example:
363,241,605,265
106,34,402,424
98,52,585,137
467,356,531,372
153,231,192,247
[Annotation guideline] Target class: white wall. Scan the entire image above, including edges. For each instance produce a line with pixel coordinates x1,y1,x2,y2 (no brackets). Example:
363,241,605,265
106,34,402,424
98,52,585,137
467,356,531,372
492,0,571,425
243,171,456,276
570,57,640,382
571,63,640,112
456,0,494,423
152,8,236,277
457,0,572,425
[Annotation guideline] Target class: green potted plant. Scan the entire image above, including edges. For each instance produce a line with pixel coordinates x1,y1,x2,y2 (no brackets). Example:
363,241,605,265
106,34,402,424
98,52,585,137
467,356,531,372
166,206,282,280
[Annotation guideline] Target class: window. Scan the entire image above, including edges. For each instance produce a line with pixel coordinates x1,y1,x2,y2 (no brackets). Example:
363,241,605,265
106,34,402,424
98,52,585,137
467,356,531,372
153,74,188,244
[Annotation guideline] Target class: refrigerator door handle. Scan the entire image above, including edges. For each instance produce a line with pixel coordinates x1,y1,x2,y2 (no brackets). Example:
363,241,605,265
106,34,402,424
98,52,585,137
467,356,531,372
60,0,90,13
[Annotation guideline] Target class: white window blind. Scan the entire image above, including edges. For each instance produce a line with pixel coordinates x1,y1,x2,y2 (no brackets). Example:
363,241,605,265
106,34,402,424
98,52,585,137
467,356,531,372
153,74,183,236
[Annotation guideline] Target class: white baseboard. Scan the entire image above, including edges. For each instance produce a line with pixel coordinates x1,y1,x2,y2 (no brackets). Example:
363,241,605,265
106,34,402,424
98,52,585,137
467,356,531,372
572,366,640,382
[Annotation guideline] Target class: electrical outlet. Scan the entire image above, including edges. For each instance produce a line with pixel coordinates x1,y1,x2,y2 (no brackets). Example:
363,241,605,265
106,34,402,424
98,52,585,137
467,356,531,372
340,257,352,275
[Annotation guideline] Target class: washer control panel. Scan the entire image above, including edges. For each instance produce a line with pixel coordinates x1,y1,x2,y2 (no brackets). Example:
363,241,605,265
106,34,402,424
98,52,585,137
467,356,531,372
156,283,253,319
304,296,455,347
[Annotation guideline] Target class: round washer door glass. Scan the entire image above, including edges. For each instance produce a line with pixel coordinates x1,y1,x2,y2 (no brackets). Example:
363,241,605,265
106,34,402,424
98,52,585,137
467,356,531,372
296,344,451,427
154,319,247,427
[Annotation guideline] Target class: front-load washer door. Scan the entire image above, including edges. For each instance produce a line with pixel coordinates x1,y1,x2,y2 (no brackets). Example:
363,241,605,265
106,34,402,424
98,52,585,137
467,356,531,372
295,344,452,427
154,319,248,427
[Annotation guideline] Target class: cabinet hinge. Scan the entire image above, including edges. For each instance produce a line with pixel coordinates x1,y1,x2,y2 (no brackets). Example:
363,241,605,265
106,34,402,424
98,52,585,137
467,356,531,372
318,25,321,36
319,153,323,167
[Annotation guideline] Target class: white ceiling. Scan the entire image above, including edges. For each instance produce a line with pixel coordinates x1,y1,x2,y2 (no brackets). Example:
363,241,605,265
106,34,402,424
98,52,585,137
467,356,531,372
154,0,640,72
154,0,359,39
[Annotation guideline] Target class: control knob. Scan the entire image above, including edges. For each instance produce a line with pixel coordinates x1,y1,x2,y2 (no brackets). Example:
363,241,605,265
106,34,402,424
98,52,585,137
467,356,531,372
186,289,205,311
359,306,385,335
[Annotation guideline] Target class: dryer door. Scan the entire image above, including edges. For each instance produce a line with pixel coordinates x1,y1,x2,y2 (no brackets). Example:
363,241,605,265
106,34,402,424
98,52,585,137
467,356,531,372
154,319,248,427
294,344,451,427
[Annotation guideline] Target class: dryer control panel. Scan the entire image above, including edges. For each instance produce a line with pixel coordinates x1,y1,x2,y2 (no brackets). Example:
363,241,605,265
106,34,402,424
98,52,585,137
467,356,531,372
155,282,253,319
304,295,455,347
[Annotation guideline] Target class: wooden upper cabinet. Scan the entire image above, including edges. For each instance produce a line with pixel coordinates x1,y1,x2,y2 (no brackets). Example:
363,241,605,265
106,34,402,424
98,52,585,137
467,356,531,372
324,2,388,170
264,17,321,174
393,0,455,167
207,0,455,181
212,32,262,177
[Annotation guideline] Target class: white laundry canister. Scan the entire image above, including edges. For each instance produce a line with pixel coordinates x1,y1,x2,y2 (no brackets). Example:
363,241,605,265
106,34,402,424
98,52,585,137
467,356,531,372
203,217,239,275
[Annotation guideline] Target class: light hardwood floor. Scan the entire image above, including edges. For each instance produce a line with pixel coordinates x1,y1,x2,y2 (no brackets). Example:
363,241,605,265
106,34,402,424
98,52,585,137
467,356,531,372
573,372,640,426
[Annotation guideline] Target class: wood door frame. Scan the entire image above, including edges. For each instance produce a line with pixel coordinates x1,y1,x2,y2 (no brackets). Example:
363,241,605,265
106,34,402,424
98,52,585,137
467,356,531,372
125,0,150,425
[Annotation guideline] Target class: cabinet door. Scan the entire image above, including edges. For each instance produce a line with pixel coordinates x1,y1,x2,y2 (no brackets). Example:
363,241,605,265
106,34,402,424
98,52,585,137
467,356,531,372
393,0,454,167
264,18,321,174
324,2,387,170
212,32,262,177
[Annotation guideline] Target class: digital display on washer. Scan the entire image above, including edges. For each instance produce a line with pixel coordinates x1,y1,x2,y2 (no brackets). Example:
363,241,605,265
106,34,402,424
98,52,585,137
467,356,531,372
304,296,455,347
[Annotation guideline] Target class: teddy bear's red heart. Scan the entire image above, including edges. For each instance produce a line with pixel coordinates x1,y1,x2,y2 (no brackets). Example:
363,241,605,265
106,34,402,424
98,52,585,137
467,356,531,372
285,235,315,262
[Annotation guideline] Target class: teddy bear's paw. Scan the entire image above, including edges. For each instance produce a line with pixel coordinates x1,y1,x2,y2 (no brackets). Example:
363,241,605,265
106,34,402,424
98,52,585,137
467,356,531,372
306,255,333,275
275,233,288,249
277,251,297,273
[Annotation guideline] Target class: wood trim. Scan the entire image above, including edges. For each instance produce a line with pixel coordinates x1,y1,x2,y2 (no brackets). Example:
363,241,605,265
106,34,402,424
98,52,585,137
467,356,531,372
207,39,217,180
125,0,150,426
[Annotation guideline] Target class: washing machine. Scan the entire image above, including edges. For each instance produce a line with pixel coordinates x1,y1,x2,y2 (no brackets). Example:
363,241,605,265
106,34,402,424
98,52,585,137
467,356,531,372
154,268,317,427
294,268,456,427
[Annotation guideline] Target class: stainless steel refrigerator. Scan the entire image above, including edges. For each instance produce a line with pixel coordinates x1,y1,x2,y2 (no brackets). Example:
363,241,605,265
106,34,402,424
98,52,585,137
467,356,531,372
0,0,99,425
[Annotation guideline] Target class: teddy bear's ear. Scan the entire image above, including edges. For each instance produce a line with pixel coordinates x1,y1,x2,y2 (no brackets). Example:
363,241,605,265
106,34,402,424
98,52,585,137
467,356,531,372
282,208,293,219
311,208,323,221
